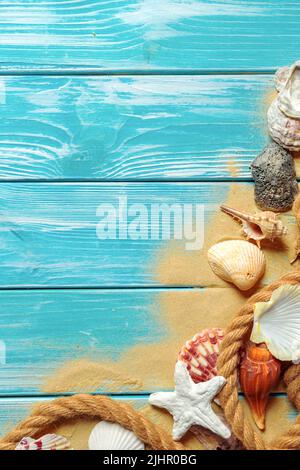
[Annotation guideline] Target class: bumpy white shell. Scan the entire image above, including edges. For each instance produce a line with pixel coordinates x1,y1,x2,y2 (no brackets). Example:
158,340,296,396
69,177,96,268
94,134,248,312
251,284,300,361
16,434,70,450
207,240,265,291
88,421,145,450
268,62,300,151
279,63,300,118
268,99,300,151
274,65,290,92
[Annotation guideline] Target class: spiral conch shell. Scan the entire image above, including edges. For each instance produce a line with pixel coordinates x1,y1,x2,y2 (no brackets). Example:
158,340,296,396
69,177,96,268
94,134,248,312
239,343,281,431
207,240,265,291
268,62,300,151
220,204,287,246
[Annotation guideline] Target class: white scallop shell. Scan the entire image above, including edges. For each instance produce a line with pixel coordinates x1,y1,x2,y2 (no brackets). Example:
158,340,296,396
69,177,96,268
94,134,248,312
274,65,290,92
268,62,300,151
88,421,145,450
16,434,70,450
207,240,265,291
279,62,300,118
268,99,300,151
251,284,300,361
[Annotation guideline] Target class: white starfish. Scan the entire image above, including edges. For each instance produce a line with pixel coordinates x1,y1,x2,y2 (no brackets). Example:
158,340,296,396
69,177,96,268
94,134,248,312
149,361,231,441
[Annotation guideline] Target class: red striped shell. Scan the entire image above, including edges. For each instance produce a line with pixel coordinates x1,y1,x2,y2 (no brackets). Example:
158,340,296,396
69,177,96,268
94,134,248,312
178,328,224,383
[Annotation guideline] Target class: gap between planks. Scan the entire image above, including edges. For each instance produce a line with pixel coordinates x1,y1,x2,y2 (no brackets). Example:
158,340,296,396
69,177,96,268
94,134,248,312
0,68,277,77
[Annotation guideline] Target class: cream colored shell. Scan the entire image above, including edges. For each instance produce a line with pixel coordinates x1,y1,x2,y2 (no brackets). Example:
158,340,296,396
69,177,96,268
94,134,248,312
251,284,300,361
268,62,300,151
88,421,145,450
220,204,287,245
207,240,266,291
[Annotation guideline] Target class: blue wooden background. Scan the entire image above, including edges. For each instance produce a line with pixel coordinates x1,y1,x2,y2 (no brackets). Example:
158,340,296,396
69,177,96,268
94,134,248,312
0,0,299,439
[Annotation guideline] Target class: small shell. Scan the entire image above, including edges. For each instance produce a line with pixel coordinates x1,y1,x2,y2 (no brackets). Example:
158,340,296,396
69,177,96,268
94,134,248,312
16,434,70,450
239,343,281,430
208,240,265,291
178,328,224,383
268,62,300,151
220,204,287,245
88,421,145,450
250,284,300,361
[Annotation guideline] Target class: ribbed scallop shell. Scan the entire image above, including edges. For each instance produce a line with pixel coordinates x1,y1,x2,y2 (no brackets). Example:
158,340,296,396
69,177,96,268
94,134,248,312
16,434,70,450
251,284,300,361
178,328,224,383
268,62,300,151
207,240,266,291
88,421,145,450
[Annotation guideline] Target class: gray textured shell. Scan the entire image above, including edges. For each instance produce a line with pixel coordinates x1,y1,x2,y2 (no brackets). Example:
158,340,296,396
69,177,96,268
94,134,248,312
250,142,298,212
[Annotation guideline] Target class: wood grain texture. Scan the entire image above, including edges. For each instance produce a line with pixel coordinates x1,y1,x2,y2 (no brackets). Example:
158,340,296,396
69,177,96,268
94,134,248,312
0,1,300,71
0,286,294,395
0,75,271,181
0,288,164,394
0,181,233,287
0,181,296,288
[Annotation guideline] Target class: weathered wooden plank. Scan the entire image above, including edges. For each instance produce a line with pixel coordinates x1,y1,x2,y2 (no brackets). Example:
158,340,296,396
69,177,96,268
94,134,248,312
0,286,293,395
0,1,299,71
0,181,296,288
0,287,235,395
0,395,296,448
0,75,272,181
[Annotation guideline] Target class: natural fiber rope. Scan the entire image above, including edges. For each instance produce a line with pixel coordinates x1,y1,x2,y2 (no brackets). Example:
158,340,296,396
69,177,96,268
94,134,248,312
217,270,300,450
0,394,186,450
2,272,300,451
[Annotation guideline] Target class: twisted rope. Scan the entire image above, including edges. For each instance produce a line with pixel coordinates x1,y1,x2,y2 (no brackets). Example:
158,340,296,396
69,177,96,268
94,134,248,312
3,272,300,450
0,394,186,450
217,270,300,450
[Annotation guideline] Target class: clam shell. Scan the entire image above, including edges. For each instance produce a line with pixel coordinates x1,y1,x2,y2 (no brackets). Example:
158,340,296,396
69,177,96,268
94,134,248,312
178,328,224,383
251,284,300,361
88,421,145,450
16,434,70,450
207,240,265,291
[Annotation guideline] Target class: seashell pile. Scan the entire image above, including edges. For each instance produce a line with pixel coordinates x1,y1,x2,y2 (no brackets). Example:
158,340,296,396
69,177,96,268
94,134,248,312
268,62,300,151
16,434,70,450
220,204,287,246
88,421,145,450
207,240,265,291
239,343,281,431
250,142,298,212
250,284,300,361
178,328,224,383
